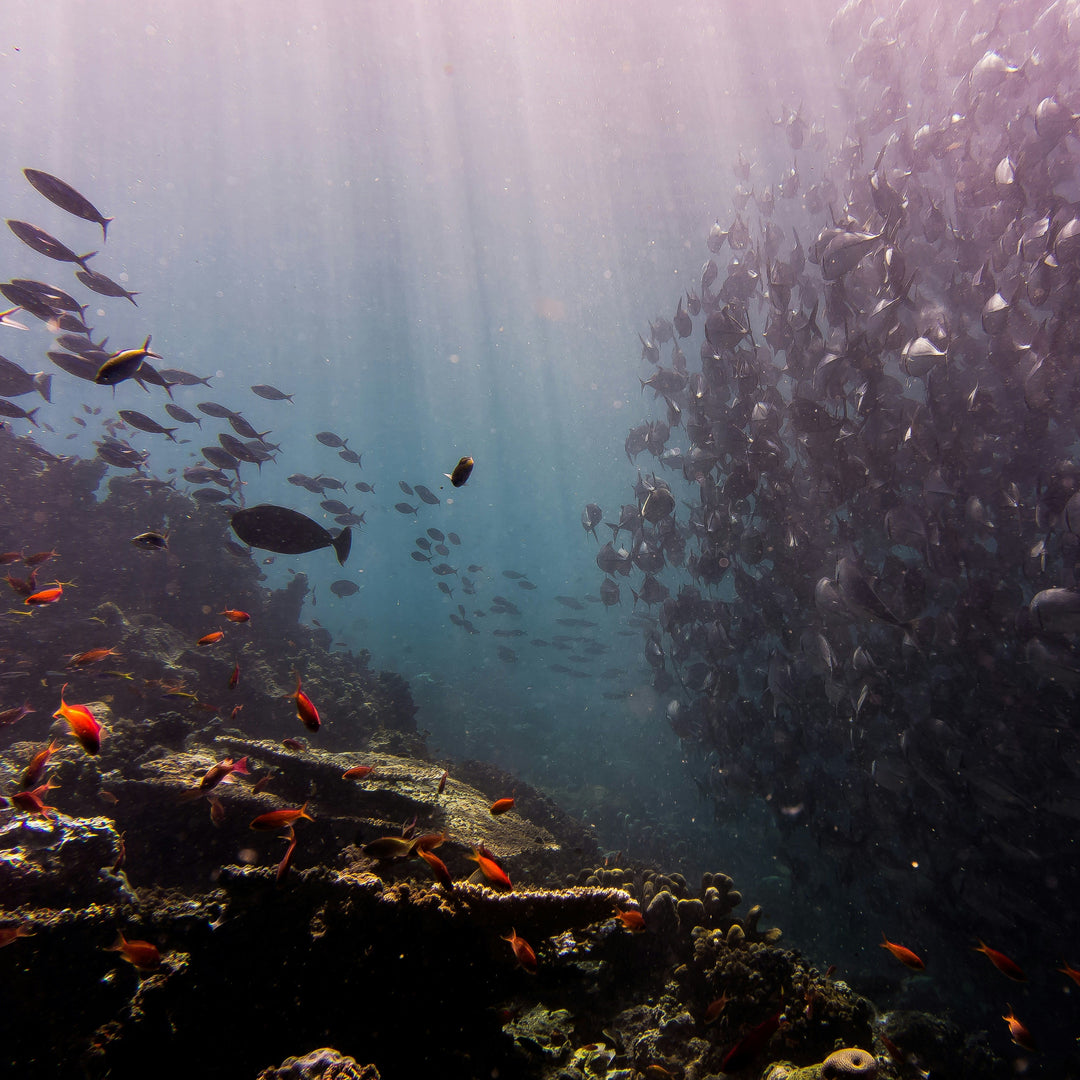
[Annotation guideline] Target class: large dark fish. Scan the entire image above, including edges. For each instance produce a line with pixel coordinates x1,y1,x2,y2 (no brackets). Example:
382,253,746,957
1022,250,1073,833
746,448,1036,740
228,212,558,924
23,169,113,240
0,355,51,401
75,269,138,305
7,220,95,270
446,456,474,487
230,505,351,565
251,384,293,402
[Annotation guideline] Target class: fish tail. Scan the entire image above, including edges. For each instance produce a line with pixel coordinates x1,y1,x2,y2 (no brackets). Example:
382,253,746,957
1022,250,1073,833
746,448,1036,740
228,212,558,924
101,217,114,243
331,527,352,566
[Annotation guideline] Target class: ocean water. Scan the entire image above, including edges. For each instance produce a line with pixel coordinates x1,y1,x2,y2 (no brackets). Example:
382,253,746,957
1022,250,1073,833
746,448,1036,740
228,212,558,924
3,1,1079,1075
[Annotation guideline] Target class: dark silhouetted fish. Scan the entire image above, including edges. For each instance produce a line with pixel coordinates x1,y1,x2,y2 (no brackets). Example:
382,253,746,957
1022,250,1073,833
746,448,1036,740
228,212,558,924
231,505,351,564
0,356,51,402
23,169,113,240
119,410,177,441
316,431,348,448
251,384,293,402
330,579,360,598
75,269,137,305
414,484,440,505
7,219,95,270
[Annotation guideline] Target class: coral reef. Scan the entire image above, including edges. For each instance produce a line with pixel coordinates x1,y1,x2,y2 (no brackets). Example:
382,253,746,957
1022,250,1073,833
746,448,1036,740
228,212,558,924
256,1049,380,1080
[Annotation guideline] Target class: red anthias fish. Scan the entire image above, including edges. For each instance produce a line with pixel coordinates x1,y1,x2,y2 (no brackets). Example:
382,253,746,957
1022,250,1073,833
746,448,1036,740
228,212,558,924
11,778,60,822
417,844,453,889
974,940,1026,981
502,928,536,972
198,756,248,792
613,907,645,932
1003,1008,1037,1052
196,630,224,646
25,581,64,605
0,702,34,727
106,930,161,972
220,609,250,623
20,739,59,788
342,765,375,780
880,933,924,969
53,684,102,754
470,847,512,890
292,673,320,733
249,803,314,831
490,797,515,815
722,1009,784,1072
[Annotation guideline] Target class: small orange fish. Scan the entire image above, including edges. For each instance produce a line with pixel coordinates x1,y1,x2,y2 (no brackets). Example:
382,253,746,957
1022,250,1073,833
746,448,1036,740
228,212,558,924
230,704,243,720
469,847,512,890
249,802,314,831
614,907,645,932
880,932,924,970
196,631,224,646
228,661,239,690
53,683,102,754
68,647,120,667
20,739,59,788
0,923,34,947
1003,1008,1037,1052
276,826,298,883
0,701,34,726
437,769,448,794
111,831,126,874
220,609,250,623
703,993,729,1024
199,756,248,791
281,737,305,751
974,940,1026,981
1058,962,1080,986
502,928,536,972
208,795,226,826
414,831,447,852
292,673,320,733
417,844,453,889
11,778,60,822
25,581,63,605
343,765,375,780
252,775,272,794
106,930,161,972
490,797,515,815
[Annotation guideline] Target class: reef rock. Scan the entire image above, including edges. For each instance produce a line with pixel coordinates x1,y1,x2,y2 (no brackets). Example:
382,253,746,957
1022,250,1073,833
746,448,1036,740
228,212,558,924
255,1048,379,1080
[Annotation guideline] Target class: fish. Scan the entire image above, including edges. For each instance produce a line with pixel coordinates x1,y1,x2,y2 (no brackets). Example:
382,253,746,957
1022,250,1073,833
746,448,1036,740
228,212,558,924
68,647,120,667
330,579,359,598
7,219,96,270
316,431,348,448
105,931,161,972
0,924,34,948
0,355,52,401
164,404,202,427
362,836,419,860
613,908,645,932
228,663,240,691
417,845,453,889
95,335,162,386
251,384,293,402
469,847,512,889
394,503,418,516
445,456,474,487
10,779,60,821
276,826,298,883
198,756,249,792
342,765,374,780
196,631,224,646
414,484,440,505
489,798,515,815
502,928,537,972
249,803,314,830
25,581,64,605
130,531,169,550
230,505,351,564
291,673,320,733
437,770,448,794
23,169,113,240
0,399,39,426
880,933,924,970
721,1010,783,1073
75,269,138,305
118,410,177,440
974,941,1026,981
1002,1008,1037,1053
53,683,102,754
20,739,58,788
1058,963,1080,986
220,609,250,623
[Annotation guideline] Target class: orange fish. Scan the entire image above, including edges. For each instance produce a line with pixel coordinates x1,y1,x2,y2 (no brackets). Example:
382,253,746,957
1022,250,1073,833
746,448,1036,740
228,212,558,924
25,581,64,605
470,847,512,890
53,683,102,754
417,844,453,889
220,609,250,623
252,775,273,794
20,739,59,788
250,802,314,831
106,930,161,972
343,764,375,780
0,923,34,947
703,993,729,1024
1058,962,1080,986
1003,1008,1037,1052
11,778,60,822
974,940,1026,981
292,673,320,733
207,795,226,827
68,647,120,667
282,737,305,751
111,831,126,874
490,797,515,815
276,826,298,883
414,832,447,852
437,769,448,794
880,933,924,970
502,928,536,972
199,756,249,791
614,907,645,932
196,631,224,646
228,662,239,690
